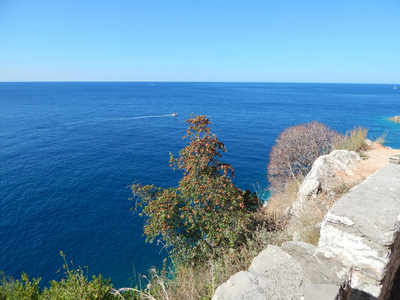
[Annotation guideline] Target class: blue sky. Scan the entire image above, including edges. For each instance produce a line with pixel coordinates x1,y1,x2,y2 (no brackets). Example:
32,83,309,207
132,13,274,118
0,0,399,83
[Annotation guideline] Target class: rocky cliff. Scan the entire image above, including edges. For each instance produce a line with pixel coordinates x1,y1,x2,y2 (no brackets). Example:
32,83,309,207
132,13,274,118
213,154,400,300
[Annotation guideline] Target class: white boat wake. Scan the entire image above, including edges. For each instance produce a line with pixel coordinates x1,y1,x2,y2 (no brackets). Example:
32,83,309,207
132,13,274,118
64,114,177,127
126,114,177,120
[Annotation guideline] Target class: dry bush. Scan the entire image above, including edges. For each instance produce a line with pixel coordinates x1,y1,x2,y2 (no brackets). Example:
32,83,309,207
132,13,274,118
166,263,214,300
374,130,388,145
267,122,340,193
333,126,369,152
291,181,357,246
265,176,304,221
294,207,321,245
290,192,333,245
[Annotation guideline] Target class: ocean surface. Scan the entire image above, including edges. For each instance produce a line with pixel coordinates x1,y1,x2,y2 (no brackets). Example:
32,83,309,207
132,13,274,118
1,82,399,287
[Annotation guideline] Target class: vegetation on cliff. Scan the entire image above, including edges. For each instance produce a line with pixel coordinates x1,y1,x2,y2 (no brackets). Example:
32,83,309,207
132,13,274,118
124,115,289,299
0,252,116,300
267,121,340,194
131,115,260,262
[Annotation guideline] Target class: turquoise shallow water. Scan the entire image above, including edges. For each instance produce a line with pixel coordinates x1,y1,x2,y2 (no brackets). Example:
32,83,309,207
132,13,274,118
0,82,399,287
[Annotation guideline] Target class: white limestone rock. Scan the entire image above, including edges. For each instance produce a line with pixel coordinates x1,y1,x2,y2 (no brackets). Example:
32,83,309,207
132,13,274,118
390,154,400,164
291,150,360,219
212,271,265,300
213,244,351,300
298,150,360,201
318,164,400,299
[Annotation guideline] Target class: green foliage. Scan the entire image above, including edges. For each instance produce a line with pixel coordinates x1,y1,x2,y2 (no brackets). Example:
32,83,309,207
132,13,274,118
0,252,117,300
41,252,115,300
0,272,41,300
131,115,260,262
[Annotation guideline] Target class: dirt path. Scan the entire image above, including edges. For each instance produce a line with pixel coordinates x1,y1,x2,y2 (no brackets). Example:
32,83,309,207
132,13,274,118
338,143,400,185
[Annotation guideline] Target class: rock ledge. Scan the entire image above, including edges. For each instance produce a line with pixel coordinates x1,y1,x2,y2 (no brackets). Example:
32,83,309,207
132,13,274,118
213,163,400,300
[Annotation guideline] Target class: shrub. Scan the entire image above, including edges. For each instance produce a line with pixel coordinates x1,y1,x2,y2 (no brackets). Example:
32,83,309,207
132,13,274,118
267,121,340,193
265,175,304,220
0,272,41,300
374,131,387,145
0,253,116,300
131,115,259,262
41,252,115,300
293,206,321,246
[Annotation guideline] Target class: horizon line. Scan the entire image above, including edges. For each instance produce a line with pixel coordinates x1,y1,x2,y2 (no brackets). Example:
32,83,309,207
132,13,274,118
0,80,398,85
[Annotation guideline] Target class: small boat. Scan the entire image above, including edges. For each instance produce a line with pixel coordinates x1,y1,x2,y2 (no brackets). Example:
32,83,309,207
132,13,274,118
172,113,178,117
394,85,398,90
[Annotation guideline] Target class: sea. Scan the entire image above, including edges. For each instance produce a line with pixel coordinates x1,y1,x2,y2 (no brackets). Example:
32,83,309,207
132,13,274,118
1,82,399,288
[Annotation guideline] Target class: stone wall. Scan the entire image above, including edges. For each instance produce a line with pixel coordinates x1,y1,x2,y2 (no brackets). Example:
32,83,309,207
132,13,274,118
317,161,400,299
213,155,400,300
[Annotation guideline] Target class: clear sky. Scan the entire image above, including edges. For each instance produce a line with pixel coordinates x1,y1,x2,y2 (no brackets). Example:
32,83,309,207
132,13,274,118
0,0,399,83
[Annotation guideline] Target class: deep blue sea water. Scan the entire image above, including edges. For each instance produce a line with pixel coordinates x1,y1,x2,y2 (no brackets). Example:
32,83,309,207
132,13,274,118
1,82,399,288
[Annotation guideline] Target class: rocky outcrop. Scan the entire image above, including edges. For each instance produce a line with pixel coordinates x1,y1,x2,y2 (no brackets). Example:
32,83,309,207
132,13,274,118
213,243,352,300
213,160,400,299
290,150,360,220
317,162,400,299
389,116,400,123
390,154,400,164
